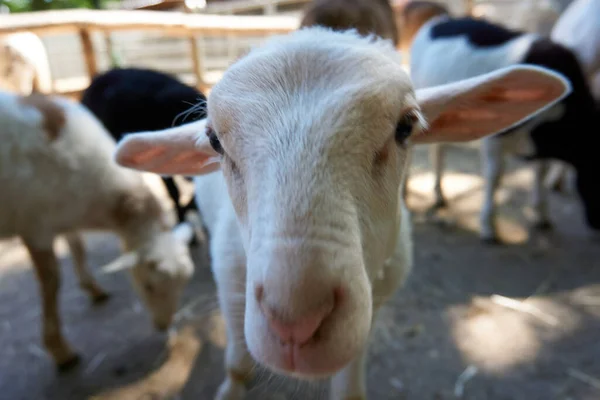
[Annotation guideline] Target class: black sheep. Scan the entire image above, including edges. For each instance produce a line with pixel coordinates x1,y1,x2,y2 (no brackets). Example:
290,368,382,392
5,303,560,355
81,67,207,241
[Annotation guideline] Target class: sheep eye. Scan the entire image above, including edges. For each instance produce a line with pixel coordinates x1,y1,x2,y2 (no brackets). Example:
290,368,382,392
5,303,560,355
206,126,224,155
395,114,415,144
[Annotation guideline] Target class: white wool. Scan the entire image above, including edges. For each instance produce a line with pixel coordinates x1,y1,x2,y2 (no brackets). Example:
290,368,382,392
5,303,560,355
0,90,195,367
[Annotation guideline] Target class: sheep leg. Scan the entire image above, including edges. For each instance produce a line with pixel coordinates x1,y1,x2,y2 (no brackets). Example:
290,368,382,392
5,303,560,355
213,237,254,400
531,160,553,231
65,233,110,304
429,143,447,211
480,137,504,244
23,238,80,371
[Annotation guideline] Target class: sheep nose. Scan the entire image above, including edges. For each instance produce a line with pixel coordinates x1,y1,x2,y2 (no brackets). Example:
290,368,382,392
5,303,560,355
256,286,340,345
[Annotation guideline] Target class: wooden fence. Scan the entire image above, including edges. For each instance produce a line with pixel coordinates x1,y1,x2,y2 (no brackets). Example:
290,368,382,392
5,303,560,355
0,9,300,96
0,0,556,97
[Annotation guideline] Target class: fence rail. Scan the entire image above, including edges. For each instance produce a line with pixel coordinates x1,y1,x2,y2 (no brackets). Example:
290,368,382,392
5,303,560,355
0,9,299,96
0,9,299,35
202,0,311,15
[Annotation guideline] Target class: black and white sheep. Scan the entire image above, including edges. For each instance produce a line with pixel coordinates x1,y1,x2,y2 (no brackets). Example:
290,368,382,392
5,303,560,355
409,14,600,243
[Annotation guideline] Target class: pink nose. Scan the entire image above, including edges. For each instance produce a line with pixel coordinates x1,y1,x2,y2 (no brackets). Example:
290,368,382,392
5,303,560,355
257,286,340,346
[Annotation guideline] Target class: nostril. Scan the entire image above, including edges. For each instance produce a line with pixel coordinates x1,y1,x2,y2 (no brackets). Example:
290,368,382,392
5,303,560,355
264,287,340,346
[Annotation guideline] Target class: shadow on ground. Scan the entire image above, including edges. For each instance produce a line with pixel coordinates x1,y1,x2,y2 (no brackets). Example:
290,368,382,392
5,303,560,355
1,144,599,400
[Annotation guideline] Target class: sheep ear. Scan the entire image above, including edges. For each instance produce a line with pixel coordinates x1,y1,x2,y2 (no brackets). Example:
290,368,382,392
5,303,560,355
114,119,221,176
412,65,572,144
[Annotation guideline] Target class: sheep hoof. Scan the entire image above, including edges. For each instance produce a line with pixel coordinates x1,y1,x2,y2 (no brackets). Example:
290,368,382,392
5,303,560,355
57,354,81,373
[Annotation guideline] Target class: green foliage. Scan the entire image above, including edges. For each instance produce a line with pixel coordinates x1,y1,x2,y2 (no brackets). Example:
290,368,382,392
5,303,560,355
0,0,104,12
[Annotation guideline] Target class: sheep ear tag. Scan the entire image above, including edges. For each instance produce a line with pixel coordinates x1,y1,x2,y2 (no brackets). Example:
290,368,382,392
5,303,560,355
114,119,221,176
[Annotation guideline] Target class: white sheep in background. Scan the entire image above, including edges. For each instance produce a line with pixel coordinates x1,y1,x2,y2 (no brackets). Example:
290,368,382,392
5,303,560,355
114,27,569,399
544,0,600,193
0,91,196,371
0,32,53,95
409,15,600,243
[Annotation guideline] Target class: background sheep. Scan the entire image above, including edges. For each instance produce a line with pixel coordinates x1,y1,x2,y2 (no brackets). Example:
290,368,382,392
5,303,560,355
0,32,52,95
300,0,399,45
397,0,449,63
409,15,600,243
543,0,600,192
80,67,207,238
114,27,570,399
0,90,196,371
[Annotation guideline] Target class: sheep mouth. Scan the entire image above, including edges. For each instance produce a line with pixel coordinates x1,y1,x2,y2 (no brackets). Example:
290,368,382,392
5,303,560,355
258,328,355,379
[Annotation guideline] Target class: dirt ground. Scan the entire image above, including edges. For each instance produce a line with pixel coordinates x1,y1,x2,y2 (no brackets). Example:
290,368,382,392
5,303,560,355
1,143,599,400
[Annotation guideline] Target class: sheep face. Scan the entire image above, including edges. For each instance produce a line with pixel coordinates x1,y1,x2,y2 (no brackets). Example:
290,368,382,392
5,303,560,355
131,230,194,330
114,27,572,380
204,30,419,378
103,229,194,331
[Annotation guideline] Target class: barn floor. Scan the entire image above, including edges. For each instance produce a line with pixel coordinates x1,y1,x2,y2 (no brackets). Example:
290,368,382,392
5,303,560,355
1,143,599,400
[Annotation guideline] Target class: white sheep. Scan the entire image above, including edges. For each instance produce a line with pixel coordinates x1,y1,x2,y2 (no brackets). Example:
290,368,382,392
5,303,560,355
409,15,600,243
0,91,196,371
114,27,570,399
0,32,53,95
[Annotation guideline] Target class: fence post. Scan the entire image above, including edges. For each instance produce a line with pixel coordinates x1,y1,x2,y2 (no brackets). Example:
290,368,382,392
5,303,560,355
465,0,475,15
189,34,206,92
79,28,98,79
